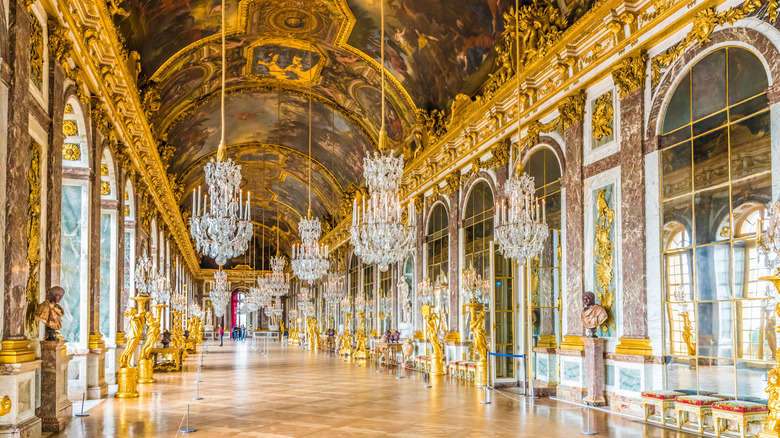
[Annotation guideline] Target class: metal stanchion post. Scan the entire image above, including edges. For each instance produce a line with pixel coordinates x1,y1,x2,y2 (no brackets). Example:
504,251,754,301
396,360,404,379
480,384,491,405
180,404,196,434
75,393,89,417
193,376,203,401
581,406,597,435
423,370,431,388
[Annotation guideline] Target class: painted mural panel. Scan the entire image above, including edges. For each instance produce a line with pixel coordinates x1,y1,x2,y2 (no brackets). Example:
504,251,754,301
113,0,241,74
247,40,325,84
592,184,616,337
60,185,83,344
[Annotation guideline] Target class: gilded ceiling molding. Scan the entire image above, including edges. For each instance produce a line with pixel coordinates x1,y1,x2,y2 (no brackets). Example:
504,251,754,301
650,0,769,87
53,0,204,274
612,50,647,97
159,84,378,150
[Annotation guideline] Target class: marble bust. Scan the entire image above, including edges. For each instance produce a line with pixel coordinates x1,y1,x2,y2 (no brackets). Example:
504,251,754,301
581,291,608,338
35,286,66,341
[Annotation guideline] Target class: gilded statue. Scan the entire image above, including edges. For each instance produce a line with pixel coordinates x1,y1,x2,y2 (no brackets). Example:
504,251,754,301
279,320,285,342
594,189,615,332
35,286,65,341
581,291,608,338
354,313,367,357
681,312,696,356
140,311,160,360
765,366,780,432
340,313,352,356
426,312,444,359
118,307,144,368
767,307,777,360
470,308,488,361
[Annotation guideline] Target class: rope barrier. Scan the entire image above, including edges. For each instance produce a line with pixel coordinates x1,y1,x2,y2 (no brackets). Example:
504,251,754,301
487,352,524,358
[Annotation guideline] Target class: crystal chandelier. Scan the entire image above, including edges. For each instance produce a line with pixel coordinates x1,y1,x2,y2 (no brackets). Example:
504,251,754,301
355,293,367,313
268,254,291,297
134,252,155,297
461,261,490,304
324,274,343,307
757,200,780,273
209,269,231,318
297,286,315,317
418,277,435,307
188,0,252,267
291,214,329,282
153,270,172,303
350,0,415,272
189,303,203,319
494,173,549,262
171,290,186,312
340,295,353,313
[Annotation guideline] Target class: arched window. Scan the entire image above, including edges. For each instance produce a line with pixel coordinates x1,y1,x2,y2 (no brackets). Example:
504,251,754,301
426,203,449,282
61,98,90,346
363,263,374,333
463,181,494,279
349,254,359,330
99,150,118,345
660,47,772,398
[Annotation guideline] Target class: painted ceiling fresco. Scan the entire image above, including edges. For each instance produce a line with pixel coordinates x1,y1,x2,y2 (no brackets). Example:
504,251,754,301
112,0,599,267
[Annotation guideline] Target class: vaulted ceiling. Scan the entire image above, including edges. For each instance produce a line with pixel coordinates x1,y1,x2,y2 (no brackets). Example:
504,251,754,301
112,0,597,269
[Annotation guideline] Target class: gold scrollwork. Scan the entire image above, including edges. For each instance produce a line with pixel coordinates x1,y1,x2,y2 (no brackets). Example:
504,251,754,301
63,143,81,161
591,92,613,141
650,0,762,87
26,141,41,334
101,181,111,196
612,51,647,97
101,164,109,176
29,13,44,90
64,104,73,114
594,188,615,332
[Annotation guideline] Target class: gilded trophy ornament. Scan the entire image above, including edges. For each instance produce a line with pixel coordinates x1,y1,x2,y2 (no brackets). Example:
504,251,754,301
591,92,613,141
593,189,615,332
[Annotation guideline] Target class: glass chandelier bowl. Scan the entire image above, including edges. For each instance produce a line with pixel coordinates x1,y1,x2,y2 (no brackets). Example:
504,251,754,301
152,271,172,304
757,200,780,273
209,269,231,318
494,173,549,263
340,295,353,314
291,215,329,282
134,252,155,297
418,277,435,307
351,135,416,272
461,261,490,305
268,254,291,297
171,290,186,312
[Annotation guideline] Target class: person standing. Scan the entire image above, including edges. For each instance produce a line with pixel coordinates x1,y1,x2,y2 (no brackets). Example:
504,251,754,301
218,324,224,347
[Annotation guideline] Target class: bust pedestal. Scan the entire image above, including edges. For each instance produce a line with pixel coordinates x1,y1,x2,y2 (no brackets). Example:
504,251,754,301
39,340,73,432
582,337,606,406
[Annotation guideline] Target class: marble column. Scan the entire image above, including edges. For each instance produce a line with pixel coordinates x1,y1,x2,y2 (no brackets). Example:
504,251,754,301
414,208,424,334
115,170,125,342
391,263,398,331
616,86,652,356
562,120,585,350
447,190,459,333
1,0,35,363
44,57,65,292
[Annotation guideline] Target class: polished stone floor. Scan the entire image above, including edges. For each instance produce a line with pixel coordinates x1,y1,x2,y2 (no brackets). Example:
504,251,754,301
50,341,698,437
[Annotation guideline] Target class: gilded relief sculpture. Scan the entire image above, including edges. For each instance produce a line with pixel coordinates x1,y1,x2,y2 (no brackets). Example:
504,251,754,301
593,189,616,333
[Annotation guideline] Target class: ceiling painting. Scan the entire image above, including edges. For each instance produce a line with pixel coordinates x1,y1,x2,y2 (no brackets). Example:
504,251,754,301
246,38,326,84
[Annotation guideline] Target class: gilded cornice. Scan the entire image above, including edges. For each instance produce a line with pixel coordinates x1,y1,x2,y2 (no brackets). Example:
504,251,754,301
197,268,270,284
50,0,202,275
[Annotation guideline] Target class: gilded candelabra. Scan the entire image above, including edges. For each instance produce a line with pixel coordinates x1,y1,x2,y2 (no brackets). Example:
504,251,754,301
340,313,352,356
354,312,368,359
306,317,316,351
466,302,488,387
138,303,164,384
116,295,150,398
422,306,445,375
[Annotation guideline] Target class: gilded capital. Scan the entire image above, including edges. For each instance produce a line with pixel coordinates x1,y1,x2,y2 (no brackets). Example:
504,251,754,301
612,51,648,97
558,90,587,129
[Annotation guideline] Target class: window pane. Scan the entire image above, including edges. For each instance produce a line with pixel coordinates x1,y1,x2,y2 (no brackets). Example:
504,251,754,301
663,73,692,134
730,111,771,180
732,174,771,236
692,50,727,121
692,110,727,137
730,94,768,121
695,243,732,301
661,141,692,199
728,47,768,105
693,127,729,190
698,358,734,397
694,186,730,245
696,301,734,358
662,196,693,249
660,127,691,149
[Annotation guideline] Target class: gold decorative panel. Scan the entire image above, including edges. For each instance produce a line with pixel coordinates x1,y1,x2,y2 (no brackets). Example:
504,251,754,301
101,164,109,176
62,143,81,161
63,120,78,136
29,14,44,90
591,91,613,146
101,181,111,196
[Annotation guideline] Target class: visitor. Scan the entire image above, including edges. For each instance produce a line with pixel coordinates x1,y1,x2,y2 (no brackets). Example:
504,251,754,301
241,324,246,341
218,324,224,347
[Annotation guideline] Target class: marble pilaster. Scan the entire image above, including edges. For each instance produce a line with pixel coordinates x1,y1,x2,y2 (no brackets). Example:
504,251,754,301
39,340,72,432
618,88,649,345
447,189,459,333
87,103,103,350
562,121,585,348
115,171,125,341
415,209,424,333
44,58,65,292
1,0,34,363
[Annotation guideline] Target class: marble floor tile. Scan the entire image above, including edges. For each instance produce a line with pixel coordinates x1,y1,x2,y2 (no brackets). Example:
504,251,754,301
49,342,699,437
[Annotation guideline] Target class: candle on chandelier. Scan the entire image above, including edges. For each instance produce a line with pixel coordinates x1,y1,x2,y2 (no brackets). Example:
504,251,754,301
246,192,251,220
757,218,763,243
536,197,540,220
192,189,196,213
542,198,546,222
197,186,202,214
353,198,357,224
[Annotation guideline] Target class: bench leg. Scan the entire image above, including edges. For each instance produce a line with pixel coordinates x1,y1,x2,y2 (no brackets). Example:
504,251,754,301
676,409,683,429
